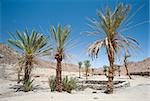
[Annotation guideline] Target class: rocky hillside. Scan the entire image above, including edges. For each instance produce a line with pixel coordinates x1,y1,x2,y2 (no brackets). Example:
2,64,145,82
0,44,18,64
0,44,79,72
120,58,150,75
0,44,150,74
34,58,79,72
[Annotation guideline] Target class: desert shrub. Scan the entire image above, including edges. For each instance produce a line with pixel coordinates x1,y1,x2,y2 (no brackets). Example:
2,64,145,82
48,76,77,93
23,79,34,92
48,76,56,92
62,76,77,93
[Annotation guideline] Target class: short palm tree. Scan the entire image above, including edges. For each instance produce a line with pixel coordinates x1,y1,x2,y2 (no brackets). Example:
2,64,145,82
8,29,51,87
84,60,91,80
118,66,121,77
87,4,139,94
78,61,82,78
124,54,132,79
50,24,71,92
91,68,94,76
103,65,108,77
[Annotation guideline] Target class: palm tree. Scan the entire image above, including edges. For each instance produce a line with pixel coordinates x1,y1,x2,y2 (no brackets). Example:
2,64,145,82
78,61,82,78
91,68,94,76
103,65,108,77
124,54,132,79
118,66,121,77
84,60,91,80
50,24,71,92
8,29,51,85
87,4,139,94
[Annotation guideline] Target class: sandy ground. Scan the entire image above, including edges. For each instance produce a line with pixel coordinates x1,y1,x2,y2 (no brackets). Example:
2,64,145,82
0,64,150,101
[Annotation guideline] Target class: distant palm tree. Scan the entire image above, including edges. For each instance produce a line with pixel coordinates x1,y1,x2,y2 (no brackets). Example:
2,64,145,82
91,68,94,76
118,66,121,77
50,24,71,92
8,29,51,85
103,65,108,77
78,61,82,78
87,4,139,94
84,60,91,80
124,54,132,79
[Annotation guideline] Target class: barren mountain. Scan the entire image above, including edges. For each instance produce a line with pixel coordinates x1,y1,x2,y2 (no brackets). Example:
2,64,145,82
0,44,150,74
0,44,78,72
0,44,18,64
120,58,150,75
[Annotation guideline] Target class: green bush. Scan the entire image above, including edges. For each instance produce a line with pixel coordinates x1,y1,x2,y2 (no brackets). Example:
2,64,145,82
48,76,56,92
62,76,77,93
48,76,77,93
23,79,34,92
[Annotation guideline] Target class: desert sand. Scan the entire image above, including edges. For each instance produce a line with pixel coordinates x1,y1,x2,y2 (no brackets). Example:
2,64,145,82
0,64,150,101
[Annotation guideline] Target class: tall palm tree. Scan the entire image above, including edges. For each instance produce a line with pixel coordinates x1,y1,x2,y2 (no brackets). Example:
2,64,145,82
124,54,132,79
8,29,51,84
87,4,139,94
78,61,82,78
50,24,71,92
84,60,91,80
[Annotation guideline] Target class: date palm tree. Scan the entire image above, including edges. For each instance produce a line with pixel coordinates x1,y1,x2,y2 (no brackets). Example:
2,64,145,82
8,29,51,87
118,66,121,77
78,61,82,78
50,24,71,92
84,60,91,80
87,3,139,94
103,65,108,77
124,54,132,79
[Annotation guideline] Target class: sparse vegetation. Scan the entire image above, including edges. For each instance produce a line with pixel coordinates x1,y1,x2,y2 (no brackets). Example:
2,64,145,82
84,60,91,80
124,54,132,79
78,61,82,78
48,76,77,93
103,65,108,77
62,76,77,93
118,66,121,77
23,79,34,92
50,24,71,92
8,29,51,91
86,3,139,94
48,76,56,92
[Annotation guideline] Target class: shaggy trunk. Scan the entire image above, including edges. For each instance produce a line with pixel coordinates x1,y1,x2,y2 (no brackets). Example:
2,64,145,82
124,60,132,79
55,58,62,92
85,68,88,80
105,41,115,94
24,56,33,83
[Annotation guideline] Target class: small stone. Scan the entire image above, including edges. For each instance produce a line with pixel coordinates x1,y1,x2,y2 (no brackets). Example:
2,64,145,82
92,91,97,93
93,97,98,99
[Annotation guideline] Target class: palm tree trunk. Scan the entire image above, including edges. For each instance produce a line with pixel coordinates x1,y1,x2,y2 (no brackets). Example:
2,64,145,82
85,69,88,80
106,42,114,94
24,56,33,83
106,61,114,94
124,62,132,79
79,68,81,78
55,59,62,92
24,62,30,82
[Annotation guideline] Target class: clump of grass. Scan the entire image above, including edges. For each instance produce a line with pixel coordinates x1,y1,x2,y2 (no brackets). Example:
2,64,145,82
23,79,34,92
62,76,77,93
48,76,77,93
48,76,56,92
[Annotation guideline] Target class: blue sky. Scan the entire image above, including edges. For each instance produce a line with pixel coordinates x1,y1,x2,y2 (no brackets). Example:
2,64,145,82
0,0,149,68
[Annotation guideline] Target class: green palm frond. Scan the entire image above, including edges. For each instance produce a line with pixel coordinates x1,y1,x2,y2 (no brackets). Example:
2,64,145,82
50,24,71,59
87,3,139,59
8,29,52,57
